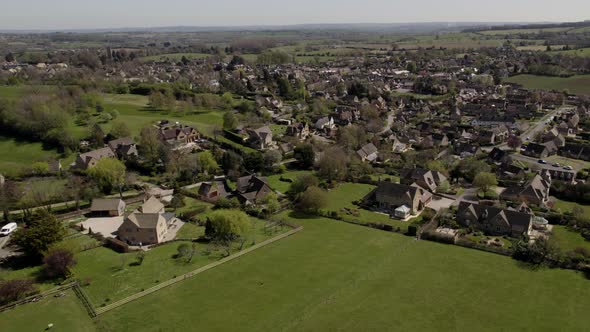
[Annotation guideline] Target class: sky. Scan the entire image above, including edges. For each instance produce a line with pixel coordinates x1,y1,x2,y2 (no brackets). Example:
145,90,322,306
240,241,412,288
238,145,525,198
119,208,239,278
0,0,589,30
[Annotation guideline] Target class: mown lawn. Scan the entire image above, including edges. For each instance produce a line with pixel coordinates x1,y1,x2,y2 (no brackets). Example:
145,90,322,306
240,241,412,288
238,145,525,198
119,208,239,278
323,183,414,231
96,213,590,331
552,198,590,215
504,74,590,95
72,216,278,306
265,170,313,194
551,225,590,252
0,289,97,332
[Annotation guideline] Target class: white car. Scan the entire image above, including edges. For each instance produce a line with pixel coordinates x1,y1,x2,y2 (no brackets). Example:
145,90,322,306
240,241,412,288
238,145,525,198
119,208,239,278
563,165,574,171
0,223,17,236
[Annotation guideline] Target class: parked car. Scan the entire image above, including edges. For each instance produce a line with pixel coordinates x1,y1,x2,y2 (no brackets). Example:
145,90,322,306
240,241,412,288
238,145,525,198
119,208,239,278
552,163,561,167
0,222,17,236
538,160,547,164
563,165,574,170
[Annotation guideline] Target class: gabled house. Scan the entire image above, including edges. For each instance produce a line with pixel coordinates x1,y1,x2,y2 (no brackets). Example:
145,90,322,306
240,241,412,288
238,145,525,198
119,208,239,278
457,202,533,238
117,196,172,245
400,168,447,192
365,182,432,216
522,142,557,159
500,174,551,207
198,179,232,202
118,213,168,245
391,137,411,153
137,196,165,214
108,137,138,159
357,143,379,163
286,123,310,140
488,147,509,164
71,147,116,170
160,126,199,145
314,116,335,131
234,175,274,205
246,126,274,150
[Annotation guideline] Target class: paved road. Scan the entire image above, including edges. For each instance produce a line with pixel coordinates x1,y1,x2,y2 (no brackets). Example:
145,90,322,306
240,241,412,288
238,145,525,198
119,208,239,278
516,108,565,143
482,108,563,153
510,153,581,171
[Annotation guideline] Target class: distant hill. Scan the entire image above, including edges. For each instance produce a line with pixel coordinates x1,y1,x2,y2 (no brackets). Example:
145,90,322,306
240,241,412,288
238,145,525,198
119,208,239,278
0,22,521,35
466,20,590,33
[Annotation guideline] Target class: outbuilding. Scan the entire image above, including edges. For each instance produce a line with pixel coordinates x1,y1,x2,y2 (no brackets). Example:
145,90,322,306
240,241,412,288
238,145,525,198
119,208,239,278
90,199,126,217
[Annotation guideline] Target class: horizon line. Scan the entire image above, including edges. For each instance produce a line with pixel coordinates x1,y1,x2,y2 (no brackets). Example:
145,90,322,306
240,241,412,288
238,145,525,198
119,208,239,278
0,20,586,33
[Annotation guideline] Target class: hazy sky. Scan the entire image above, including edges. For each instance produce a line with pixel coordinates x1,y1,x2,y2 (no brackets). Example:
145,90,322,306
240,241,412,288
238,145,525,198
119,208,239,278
1,0,589,30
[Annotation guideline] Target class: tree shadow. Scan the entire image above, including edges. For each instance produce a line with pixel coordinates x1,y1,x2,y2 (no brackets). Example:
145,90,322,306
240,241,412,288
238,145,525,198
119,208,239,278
513,259,544,272
0,254,38,271
287,211,320,220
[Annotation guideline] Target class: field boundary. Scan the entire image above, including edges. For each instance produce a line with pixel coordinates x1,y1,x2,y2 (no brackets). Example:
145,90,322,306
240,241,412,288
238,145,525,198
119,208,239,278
0,281,78,314
94,225,303,315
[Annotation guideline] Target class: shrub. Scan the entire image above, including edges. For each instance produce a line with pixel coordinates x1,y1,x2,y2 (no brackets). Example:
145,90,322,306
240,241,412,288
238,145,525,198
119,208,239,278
0,279,38,305
105,237,130,253
42,248,77,279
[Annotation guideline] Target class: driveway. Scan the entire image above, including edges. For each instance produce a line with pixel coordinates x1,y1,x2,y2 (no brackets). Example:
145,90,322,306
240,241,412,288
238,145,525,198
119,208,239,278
162,218,186,242
427,196,455,211
77,216,124,239
0,234,18,259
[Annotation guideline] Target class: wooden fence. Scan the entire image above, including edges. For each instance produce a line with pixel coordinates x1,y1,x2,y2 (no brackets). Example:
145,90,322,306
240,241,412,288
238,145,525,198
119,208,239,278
94,226,303,315
0,281,78,314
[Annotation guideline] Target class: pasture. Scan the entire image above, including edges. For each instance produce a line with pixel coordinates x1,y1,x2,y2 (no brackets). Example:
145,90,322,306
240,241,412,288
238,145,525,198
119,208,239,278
140,53,212,62
552,47,590,58
94,213,590,331
2,212,589,331
0,135,62,176
0,289,97,332
504,74,590,95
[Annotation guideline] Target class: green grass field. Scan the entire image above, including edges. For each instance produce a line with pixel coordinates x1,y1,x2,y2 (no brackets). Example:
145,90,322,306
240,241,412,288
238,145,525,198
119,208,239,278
504,74,590,95
2,212,590,331
265,170,313,194
323,183,414,231
140,53,212,62
551,47,590,58
551,225,590,252
552,198,590,215
94,213,590,331
479,27,572,35
0,289,97,332
0,88,228,176
103,94,226,137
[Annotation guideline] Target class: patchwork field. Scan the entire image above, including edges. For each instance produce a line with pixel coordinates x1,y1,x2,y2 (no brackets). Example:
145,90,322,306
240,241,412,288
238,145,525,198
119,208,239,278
140,53,212,62
552,47,590,58
504,74,590,95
